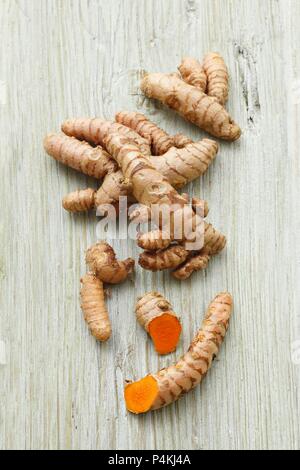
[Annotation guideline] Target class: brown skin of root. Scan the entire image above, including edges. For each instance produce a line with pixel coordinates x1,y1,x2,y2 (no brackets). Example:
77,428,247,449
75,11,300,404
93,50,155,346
138,245,189,271
141,73,241,141
125,292,233,413
137,229,172,251
148,313,182,355
80,273,111,341
44,133,117,179
178,57,207,92
104,133,204,246
61,118,151,156
172,252,210,280
115,111,174,155
172,133,194,148
203,52,229,106
125,376,159,414
62,188,96,212
86,242,135,284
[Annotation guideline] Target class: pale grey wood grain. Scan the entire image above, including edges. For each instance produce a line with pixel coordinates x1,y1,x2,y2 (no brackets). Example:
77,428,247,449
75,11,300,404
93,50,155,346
0,0,299,450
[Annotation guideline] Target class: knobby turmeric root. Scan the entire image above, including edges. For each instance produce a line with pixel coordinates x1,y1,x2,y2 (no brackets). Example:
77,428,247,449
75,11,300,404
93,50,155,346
44,133,117,178
172,251,210,280
151,139,218,189
94,170,133,210
80,273,111,341
139,245,189,271
61,118,151,156
178,57,207,92
62,188,96,212
115,111,174,155
203,52,229,106
136,292,182,355
137,229,172,251
86,241,135,284
141,73,241,141
138,222,225,275
125,292,233,413
104,133,204,247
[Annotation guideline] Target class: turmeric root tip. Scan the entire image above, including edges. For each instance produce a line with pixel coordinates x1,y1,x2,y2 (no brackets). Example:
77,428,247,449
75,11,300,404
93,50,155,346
148,313,182,355
125,376,158,414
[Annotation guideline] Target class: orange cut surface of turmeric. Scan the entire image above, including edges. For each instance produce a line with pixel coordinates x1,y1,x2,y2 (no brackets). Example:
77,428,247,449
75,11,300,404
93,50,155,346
148,313,182,355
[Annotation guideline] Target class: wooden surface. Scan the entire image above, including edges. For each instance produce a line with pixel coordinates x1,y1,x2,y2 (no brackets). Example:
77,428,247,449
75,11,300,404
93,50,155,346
0,0,299,450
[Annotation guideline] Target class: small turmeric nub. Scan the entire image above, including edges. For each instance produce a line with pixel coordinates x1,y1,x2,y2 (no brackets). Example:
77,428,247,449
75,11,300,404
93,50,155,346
178,57,207,92
62,188,96,212
86,241,135,284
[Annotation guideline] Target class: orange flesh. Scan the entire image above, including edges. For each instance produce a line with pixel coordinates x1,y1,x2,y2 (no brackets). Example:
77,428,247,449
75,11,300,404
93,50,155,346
124,376,158,414
148,313,182,355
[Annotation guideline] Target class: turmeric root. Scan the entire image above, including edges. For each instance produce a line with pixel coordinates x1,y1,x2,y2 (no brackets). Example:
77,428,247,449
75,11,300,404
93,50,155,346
62,188,96,212
139,223,225,274
80,273,111,341
104,133,204,247
141,73,241,141
172,133,194,148
115,111,174,155
138,245,189,271
44,133,117,178
137,229,171,251
151,139,218,189
128,204,152,224
86,241,135,284
94,170,133,210
178,57,207,92
61,118,151,156
203,52,229,105
172,251,210,280
125,292,233,413
135,292,182,355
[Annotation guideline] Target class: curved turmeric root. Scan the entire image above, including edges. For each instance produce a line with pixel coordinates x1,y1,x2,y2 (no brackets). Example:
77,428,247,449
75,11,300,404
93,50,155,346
141,73,240,141
203,52,229,106
86,241,135,284
80,273,111,341
61,118,151,156
139,245,189,271
115,111,174,155
152,139,218,189
136,292,182,355
44,133,117,178
62,188,96,212
172,251,210,280
178,57,207,92
125,292,233,413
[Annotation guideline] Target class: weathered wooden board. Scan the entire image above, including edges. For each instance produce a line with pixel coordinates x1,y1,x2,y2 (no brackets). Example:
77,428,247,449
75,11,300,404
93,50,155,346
0,0,299,450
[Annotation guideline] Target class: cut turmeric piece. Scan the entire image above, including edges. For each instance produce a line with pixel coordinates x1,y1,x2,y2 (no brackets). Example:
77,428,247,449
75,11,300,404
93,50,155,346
125,292,233,413
136,291,182,354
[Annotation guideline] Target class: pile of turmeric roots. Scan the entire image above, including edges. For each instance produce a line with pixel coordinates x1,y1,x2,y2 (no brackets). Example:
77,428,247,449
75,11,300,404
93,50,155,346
44,53,238,413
